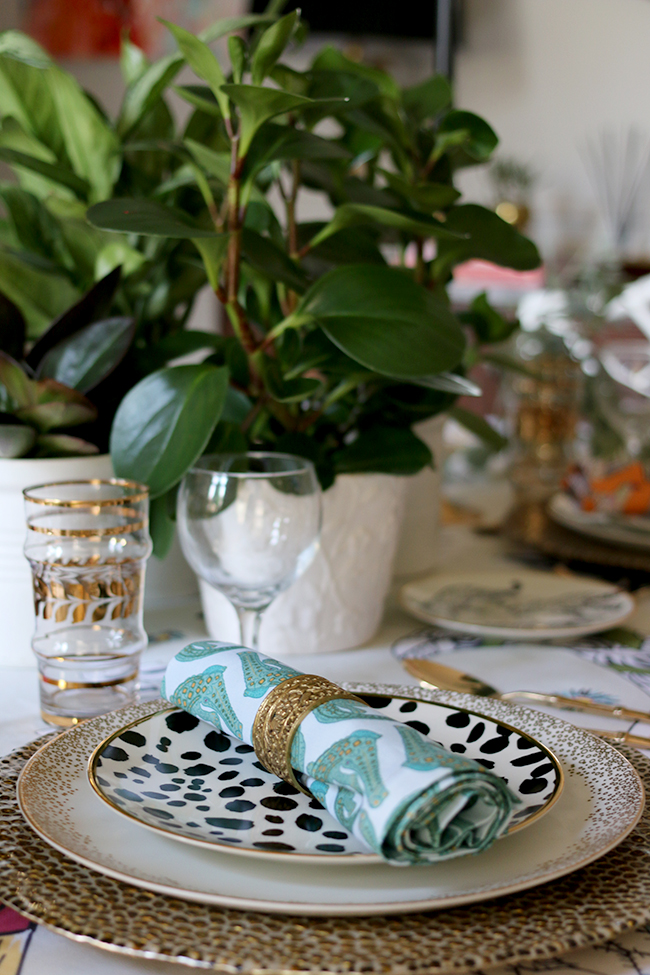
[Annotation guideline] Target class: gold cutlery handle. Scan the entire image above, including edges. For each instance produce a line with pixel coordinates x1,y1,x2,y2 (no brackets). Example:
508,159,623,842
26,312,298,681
501,691,650,724
591,729,650,748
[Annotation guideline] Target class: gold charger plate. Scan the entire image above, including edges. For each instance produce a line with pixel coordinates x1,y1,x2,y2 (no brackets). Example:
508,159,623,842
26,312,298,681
1,732,650,970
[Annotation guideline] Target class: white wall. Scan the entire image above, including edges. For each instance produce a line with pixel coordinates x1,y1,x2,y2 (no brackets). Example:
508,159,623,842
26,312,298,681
454,0,650,263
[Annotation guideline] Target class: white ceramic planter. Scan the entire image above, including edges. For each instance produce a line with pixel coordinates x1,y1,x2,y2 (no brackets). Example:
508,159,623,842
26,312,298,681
392,415,445,579
0,453,114,666
200,473,408,657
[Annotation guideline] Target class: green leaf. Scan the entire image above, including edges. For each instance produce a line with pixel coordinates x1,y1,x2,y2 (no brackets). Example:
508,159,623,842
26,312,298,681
402,75,451,123
221,85,343,157
0,351,32,406
94,241,146,281
120,2,277,132
251,10,299,86
33,433,99,457
290,265,465,378
458,292,518,344
149,489,177,558
0,147,90,198
38,316,135,393
448,405,507,451
162,20,230,120
86,197,221,238
204,420,248,455
413,372,481,396
0,290,26,360
300,224,386,266
437,110,498,163
378,170,460,211
228,36,247,85
333,426,432,476
241,227,308,293
173,84,222,117
435,204,541,273
193,235,230,290
0,249,78,337
26,267,121,368
117,53,183,139
310,46,400,100
110,364,229,497
221,386,252,424
0,424,36,458
45,66,120,201
307,203,463,250
183,139,232,187
16,378,97,431
263,359,323,403
243,123,349,182
120,37,150,86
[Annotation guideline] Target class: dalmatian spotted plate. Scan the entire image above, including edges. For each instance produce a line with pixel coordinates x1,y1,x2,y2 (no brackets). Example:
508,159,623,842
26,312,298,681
88,693,563,864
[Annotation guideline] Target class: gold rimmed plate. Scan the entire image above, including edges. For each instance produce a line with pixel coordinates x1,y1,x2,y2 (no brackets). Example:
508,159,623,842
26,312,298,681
86,693,564,864
15,683,644,916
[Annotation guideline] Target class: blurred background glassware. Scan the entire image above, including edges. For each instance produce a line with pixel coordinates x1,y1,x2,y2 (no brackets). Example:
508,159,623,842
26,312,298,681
23,479,151,727
504,326,584,501
594,341,650,459
177,453,322,651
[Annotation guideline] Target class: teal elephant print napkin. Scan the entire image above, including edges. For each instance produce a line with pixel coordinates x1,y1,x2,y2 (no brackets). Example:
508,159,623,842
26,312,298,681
163,641,518,865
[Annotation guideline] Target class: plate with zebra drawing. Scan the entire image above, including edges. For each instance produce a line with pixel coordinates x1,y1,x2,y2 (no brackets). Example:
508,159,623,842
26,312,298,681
83,691,563,864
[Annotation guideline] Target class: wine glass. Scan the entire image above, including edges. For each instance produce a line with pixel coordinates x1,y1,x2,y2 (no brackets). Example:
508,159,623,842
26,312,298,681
177,452,322,651
595,341,650,458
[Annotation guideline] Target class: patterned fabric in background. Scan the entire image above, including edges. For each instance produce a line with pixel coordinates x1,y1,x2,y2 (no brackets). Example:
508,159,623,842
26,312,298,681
163,641,518,865
392,625,650,697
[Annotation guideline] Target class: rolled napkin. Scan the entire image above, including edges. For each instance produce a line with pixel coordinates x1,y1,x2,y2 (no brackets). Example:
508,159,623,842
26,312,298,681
162,641,518,865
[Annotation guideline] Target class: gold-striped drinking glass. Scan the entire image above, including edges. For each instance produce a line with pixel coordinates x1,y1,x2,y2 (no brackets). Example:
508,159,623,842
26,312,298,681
23,479,152,727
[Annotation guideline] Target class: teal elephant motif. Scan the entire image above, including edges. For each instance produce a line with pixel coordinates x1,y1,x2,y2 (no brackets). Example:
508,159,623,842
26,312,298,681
176,641,241,662
238,650,300,698
307,730,388,808
312,699,391,724
169,664,243,739
334,786,362,832
309,778,330,808
397,724,468,772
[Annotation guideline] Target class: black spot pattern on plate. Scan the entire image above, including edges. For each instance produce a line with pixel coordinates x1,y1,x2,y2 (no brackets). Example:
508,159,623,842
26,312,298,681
95,699,558,859
405,720,431,736
119,731,146,747
103,745,128,762
446,712,471,728
204,731,231,752
165,711,199,733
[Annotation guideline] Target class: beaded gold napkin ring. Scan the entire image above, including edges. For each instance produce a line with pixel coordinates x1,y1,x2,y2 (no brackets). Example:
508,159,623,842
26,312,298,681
251,674,364,795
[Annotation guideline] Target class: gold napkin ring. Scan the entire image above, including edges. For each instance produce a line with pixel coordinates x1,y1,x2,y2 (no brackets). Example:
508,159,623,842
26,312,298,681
251,674,364,796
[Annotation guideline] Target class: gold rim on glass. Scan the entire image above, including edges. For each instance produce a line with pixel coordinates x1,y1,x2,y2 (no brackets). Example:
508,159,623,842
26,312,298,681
23,479,149,507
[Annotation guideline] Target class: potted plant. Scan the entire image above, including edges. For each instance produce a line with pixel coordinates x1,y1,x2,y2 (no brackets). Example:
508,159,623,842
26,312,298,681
0,15,539,654
0,18,271,660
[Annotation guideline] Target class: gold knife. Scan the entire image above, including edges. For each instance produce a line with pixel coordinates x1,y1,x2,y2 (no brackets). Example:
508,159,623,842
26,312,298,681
402,658,650,725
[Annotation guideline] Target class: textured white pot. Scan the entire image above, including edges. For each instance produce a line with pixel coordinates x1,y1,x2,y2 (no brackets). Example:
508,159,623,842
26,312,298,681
0,453,114,667
200,473,408,657
392,415,445,579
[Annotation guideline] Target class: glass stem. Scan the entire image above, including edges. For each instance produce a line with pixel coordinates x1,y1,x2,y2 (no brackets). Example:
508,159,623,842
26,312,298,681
235,606,264,651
